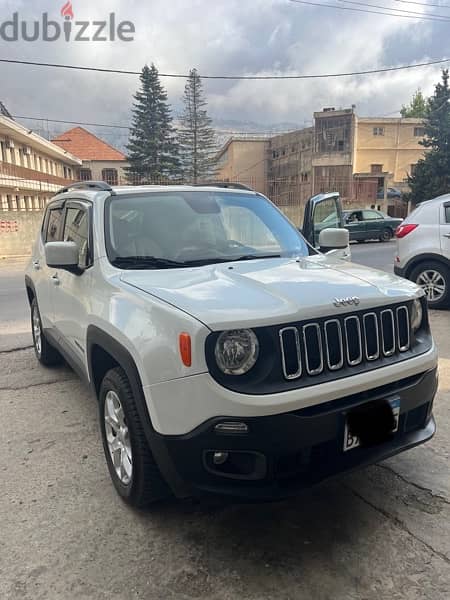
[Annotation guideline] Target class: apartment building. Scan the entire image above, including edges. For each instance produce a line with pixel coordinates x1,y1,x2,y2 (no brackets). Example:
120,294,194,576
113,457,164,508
52,127,128,185
214,107,426,219
214,136,270,195
0,114,82,211
312,107,426,209
268,128,313,223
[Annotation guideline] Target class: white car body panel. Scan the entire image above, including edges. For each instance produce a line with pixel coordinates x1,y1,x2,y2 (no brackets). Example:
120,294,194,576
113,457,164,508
396,195,450,268
121,254,421,331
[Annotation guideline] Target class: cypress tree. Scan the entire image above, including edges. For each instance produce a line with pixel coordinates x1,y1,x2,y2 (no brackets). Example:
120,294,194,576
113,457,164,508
178,69,217,183
409,70,450,204
126,64,179,183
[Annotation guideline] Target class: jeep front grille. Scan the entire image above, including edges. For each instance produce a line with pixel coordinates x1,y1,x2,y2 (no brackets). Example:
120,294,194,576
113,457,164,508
279,305,411,381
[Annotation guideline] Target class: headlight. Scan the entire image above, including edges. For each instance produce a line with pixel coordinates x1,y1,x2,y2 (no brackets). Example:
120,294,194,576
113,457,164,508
215,329,259,375
411,298,423,332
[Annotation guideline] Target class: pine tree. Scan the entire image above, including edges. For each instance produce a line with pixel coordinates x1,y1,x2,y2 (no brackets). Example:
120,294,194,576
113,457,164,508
126,64,179,183
408,70,450,205
400,89,428,118
178,69,217,183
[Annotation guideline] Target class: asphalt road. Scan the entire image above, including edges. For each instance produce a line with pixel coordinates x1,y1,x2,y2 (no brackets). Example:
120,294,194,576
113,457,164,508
1,244,449,599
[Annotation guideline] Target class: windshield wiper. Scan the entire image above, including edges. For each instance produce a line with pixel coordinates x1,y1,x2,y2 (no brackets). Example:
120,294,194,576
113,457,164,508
230,253,281,262
112,256,188,269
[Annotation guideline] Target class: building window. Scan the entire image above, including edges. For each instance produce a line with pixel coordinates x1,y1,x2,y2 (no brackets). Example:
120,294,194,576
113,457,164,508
79,168,92,181
410,164,418,175
373,127,385,136
301,172,308,182
0,141,5,162
414,127,425,137
371,164,383,174
102,168,118,185
337,140,344,151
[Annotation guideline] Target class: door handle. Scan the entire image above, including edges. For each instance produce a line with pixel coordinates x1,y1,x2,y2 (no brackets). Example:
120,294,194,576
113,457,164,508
33,260,40,270
444,233,450,239
51,274,60,286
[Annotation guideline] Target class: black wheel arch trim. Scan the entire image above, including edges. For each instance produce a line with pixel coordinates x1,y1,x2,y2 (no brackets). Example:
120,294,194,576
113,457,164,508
24,275,36,306
86,325,190,498
404,253,450,278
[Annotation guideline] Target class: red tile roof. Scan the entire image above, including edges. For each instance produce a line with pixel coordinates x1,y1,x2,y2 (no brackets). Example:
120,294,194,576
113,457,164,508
52,126,126,161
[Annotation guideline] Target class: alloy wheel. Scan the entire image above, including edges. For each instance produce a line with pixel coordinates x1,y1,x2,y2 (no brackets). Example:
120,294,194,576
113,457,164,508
32,306,42,356
104,390,133,485
416,269,446,303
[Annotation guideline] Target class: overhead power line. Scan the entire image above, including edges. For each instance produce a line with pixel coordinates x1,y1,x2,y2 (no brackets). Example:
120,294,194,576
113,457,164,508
11,115,130,130
337,0,450,19
0,57,449,80
393,0,450,8
288,0,450,21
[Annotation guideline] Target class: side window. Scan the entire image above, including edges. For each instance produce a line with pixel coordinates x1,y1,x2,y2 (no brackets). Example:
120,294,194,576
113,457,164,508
363,210,382,221
45,208,64,242
63,207,91,268
312,198,340,246
445,204,450,224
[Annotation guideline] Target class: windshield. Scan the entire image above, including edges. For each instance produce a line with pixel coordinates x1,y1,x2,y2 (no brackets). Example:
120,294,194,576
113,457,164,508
105,191,309,268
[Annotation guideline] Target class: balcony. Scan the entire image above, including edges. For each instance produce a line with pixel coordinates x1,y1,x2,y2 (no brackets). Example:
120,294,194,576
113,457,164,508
0,160,74,193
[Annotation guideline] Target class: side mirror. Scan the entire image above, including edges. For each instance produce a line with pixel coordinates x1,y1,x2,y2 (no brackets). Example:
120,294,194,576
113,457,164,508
45,241,80,273
318,228,349,252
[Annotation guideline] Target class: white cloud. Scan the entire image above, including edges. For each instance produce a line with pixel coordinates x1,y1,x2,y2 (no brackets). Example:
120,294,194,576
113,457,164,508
0,0,446,136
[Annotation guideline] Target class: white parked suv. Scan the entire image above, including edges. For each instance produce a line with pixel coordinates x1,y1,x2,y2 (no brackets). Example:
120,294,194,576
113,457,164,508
25,182,438,506
395,193,450,309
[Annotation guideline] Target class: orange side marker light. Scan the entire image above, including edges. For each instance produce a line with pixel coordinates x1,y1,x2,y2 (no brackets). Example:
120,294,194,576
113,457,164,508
179,333,192,367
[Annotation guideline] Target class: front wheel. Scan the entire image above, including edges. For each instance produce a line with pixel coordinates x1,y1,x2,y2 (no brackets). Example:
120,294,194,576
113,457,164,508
99,367,170,507
410,261,450,309
379,228,393,242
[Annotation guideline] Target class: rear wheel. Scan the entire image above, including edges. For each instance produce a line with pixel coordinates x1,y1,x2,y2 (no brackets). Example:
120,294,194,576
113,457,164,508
410,261,450,309
31,298,62,366
379,228,393,242
99,367,170,507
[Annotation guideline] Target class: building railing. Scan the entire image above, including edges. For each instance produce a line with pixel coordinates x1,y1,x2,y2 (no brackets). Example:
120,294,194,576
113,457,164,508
0,160,74,191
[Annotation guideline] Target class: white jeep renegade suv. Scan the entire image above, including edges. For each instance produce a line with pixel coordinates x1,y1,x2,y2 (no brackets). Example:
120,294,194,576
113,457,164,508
25,182,438,506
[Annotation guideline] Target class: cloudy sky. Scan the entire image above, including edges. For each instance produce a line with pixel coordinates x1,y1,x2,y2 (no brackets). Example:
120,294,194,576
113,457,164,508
0,0,448,144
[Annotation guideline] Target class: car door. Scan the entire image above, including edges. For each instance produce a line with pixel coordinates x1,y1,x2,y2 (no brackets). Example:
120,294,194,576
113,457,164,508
362,210,384,239
302,193,350,259
441,200,450,259
344,211,365,241
51,200,93,371
34,203,65,330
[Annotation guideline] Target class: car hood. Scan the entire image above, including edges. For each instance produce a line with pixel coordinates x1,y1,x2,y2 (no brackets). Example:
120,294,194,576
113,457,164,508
120,255,420,330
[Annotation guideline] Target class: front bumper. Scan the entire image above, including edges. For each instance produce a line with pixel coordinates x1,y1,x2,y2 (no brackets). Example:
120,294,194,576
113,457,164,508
155,368,437,500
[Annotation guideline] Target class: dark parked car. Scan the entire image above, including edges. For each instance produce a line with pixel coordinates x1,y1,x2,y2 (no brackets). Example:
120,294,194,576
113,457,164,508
377,187,402,200
343,209,403,242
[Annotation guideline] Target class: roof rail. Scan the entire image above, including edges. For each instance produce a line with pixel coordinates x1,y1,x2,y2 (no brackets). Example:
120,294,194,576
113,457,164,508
55,181,115,195
194,181,255,192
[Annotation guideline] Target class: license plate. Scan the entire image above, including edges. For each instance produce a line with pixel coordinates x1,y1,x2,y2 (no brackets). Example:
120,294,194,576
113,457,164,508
343,398,400,452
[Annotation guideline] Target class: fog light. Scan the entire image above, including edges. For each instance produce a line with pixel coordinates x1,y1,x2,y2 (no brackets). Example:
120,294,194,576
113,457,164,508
213,451,229,465
214,421,249,434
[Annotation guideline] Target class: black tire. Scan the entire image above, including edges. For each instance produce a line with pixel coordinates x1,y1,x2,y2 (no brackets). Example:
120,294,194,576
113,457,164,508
31,298,62,366
380,228,393,242
356,239,366,244
409,261,450,309
99,367,170,507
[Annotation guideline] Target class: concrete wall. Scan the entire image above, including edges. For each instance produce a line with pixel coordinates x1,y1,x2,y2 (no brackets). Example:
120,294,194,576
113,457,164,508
354,119,426,184
0,211,43,257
